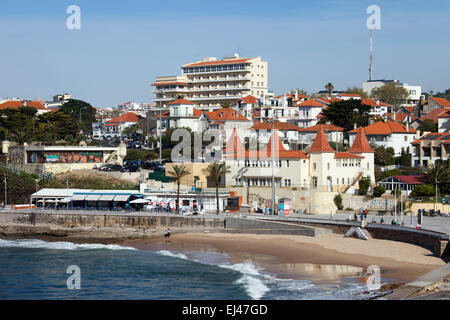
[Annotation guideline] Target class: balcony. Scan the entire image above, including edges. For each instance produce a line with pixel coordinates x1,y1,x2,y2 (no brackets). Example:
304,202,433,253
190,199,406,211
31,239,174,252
182,67,251,75
153,87,190,93
188,76,251,83
189,95,245,101
189,86,250,92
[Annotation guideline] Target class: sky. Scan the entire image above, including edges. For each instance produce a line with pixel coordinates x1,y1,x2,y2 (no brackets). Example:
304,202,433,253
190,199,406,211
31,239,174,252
0,0,449,107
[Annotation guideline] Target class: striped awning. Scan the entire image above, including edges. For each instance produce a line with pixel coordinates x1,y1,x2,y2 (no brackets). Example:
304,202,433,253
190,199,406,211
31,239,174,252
71,194,87,201
85,194,101,201
99,194,116,201
113,195,131,202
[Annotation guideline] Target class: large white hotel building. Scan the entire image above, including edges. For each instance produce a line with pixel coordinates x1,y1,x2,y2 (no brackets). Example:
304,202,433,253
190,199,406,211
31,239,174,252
152,55,268,110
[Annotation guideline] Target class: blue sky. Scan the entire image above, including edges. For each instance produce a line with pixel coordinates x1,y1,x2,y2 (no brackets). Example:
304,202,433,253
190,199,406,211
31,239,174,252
0,0,449,107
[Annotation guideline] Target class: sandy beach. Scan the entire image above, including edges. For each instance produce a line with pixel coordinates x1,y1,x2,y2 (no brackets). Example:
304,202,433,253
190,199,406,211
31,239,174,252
123,232,446,285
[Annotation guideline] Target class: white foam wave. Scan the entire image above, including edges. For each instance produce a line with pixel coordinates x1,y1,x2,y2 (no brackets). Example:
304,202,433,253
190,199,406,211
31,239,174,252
219,260,270,300
156,250,189,260
0,238,137,251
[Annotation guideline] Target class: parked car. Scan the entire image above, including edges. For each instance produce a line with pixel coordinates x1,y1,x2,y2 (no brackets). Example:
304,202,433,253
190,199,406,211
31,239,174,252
141,161,161,170
122,164,140,172
99,164,123,172
153,165,165,172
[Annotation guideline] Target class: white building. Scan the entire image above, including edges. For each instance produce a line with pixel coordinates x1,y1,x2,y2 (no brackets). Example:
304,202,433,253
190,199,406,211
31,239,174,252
295,99,327,128
438,110,450,133
223,127,375,193
152,55,268,110
348,121,417,156
362,80,422,105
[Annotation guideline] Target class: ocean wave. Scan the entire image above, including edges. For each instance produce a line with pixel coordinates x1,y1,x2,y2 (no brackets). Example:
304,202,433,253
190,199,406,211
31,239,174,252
156,250,189,260
0,238,137,251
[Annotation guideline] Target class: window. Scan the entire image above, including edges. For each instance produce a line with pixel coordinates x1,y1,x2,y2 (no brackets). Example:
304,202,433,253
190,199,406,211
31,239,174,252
404,136,408,142
286,160,289,167
313,163,317,170
312,177,318,189
327,163,330,170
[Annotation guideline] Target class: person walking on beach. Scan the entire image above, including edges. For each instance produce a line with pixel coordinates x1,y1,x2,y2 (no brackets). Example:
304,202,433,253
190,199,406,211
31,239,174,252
164,228,171,238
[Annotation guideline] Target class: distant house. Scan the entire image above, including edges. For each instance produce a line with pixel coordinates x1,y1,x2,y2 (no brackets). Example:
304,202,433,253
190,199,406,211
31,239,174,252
348,121,417,156
297,124,345,151
378,175,426,195
249,120,302,150
295,99,327,128
0,100,49,115
102,112,140,138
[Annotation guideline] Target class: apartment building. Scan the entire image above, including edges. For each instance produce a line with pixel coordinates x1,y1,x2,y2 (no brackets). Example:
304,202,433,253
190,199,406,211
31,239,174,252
152,55,268,110
411,132,450,167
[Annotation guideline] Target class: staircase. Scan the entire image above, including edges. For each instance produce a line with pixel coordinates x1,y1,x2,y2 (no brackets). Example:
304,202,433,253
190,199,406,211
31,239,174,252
342,171,364,194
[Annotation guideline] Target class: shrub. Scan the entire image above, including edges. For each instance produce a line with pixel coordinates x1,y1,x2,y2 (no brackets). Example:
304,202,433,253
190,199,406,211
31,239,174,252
333,194,343,210
345,207,354,211
358,177,371,196
411,184,435,197
373,185,386,197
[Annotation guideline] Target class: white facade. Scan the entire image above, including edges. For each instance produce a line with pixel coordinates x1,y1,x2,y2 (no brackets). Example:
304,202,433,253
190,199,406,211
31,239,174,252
362,80,422,105
153,55,268,110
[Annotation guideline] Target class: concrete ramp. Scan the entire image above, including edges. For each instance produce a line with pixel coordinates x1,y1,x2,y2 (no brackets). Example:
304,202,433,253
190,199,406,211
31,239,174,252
224,218,331,237
345,226,369,240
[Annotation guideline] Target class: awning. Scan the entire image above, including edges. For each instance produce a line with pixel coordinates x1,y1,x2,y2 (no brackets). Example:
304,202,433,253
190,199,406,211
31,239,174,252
71,194,87,201
114,195,131,202
58,198,71,203
130,198,149,204
99,194,116,201
85,194,101,201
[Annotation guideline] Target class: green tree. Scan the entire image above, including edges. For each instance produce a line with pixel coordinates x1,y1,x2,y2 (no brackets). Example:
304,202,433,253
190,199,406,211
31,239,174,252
395,148,412,167
371,82,409,114
424,162,450,196
0,107,37,145
411,184,435,197
372,144,395,166
418,119,438,134
333,194,343,210
59,99,97,135
122,123,140,137
358,177,371,196
167,165,191,214
37,111,76,145
220,101,232,109
344,86,368,99
373,185,386,197
321,100,371,131
324,83,334,97
202,162,230,214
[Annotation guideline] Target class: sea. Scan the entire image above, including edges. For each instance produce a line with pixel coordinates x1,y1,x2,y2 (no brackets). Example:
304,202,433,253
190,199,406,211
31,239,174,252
0,238,383,300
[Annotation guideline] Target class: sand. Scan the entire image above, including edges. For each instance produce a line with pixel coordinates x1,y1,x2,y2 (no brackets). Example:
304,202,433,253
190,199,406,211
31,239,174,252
124,232,446,283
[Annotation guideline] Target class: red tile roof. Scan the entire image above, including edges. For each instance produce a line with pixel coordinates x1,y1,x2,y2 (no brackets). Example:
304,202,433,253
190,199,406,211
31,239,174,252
206,108,249,121
251,120,301,131
348,127,374,153
225,128,246,155
105,112,139,124
385,113,417,122
264,130,287,154
339,93,361,97
298,124,344,132
393,175,425,184
314,97,342,104
297,99,327,108
193,108,204,117
360,99,391,107
238,95,259,104
168,99,194,105
349,121,416,135
0,100,46,110
430,97,450,108
307,127,334,153
183,58,251,68
421,108,450,122
438,110,450,118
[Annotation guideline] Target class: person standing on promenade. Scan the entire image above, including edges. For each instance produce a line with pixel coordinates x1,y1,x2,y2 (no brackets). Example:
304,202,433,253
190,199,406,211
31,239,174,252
360,208,364,221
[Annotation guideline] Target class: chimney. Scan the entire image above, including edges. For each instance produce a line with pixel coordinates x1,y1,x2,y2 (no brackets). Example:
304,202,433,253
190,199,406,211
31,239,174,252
295,90,299,101
353,123,357,130
406,121,409,132
369,118,374,125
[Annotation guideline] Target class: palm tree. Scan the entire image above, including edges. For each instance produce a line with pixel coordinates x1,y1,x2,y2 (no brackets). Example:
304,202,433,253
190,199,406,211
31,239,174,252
167,165,191,214
325,83,334,98
424,162,450,196
220,101,232,109
202,162,230,214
